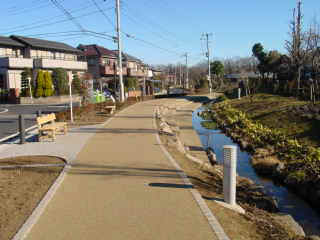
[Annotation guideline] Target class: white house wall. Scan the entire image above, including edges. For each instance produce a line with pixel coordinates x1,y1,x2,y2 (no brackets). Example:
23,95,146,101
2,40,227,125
34,58,87,71
7,70,23,89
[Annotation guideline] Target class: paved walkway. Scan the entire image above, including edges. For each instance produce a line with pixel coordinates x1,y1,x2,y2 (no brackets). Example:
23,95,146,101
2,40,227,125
174,101,210,163
4,97,221,240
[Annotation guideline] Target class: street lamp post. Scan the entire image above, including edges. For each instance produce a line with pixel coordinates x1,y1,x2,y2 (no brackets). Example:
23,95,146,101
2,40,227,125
28,77,33,103
68,77,74,123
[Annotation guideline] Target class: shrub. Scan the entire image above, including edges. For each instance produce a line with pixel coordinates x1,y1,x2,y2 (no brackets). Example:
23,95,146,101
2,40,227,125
53,68,68,95
72,73,81,94
44,71,53,97
36,70,44,98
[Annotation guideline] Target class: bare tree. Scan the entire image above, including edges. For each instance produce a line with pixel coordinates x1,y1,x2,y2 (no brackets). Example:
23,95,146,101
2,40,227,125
285,0,309,93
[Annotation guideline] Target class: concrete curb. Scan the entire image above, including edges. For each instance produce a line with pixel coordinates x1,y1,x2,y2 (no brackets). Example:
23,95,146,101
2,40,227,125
12,164,70,240
11,100,144,240
0,163,66,169
0,125,37,144
153,108,230,240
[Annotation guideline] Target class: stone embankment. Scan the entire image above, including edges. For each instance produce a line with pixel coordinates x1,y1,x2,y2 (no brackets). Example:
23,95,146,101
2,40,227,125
155,102,280,214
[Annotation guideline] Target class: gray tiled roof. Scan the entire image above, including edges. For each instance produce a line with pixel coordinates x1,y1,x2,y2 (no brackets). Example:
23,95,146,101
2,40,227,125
0,36,24,47
112,50,142,63
11,35,81,53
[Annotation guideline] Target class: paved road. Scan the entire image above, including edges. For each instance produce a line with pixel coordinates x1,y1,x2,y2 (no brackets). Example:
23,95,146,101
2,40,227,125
0,103,78,140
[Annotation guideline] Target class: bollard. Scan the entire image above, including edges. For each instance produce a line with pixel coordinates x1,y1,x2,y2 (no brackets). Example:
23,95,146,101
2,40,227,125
36,110,41,117
19,115,25,144
238,88,241,100
223,145,237,205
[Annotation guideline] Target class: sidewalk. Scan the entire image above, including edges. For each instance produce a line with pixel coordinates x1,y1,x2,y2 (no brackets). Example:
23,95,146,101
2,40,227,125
174,100,210,163
9,98,220,240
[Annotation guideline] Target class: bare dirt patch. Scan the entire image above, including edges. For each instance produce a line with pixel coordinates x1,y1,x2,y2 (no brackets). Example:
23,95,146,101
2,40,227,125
56,100,140,128
0,156,65,240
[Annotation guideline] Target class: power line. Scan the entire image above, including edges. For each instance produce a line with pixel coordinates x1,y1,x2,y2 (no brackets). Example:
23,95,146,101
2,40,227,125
1,6,115,35
5,0,65,17
91,0,116,31
121,7,179,48
50,0,86,32
123,33,182,56
0,0,113,32
122,0,181,44
25,30,116,40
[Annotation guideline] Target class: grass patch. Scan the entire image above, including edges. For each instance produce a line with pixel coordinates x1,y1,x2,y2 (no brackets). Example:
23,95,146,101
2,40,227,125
228,94,320,147
201,121,218,129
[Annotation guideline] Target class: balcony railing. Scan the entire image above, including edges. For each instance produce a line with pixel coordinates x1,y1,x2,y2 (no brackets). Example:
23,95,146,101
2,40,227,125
100,65,115,75
34,58,87,70
0,57,33,68
128,68,145,77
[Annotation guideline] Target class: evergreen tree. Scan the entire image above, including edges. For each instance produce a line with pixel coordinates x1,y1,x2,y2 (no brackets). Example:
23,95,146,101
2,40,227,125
52,68,68,95
44,71,53,97
36,70,44,98
72,73,81,94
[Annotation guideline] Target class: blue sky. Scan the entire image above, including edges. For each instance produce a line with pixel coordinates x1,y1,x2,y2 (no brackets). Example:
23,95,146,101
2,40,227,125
0,0,319,65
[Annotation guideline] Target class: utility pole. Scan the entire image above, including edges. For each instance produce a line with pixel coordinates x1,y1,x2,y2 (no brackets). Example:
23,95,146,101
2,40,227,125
116,0,125,102
179,63,182,86
183,53,189,89
174,64,177,86
202,33,213,94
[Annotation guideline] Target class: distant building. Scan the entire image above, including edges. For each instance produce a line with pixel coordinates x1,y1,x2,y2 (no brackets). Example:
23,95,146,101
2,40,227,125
78,44,154,94
0,35,87,91
224,72,260,82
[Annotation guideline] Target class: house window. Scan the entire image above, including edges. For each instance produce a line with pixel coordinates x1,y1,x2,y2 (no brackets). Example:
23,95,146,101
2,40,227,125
88,58,95,65
21,76,29,89
0,75,5,89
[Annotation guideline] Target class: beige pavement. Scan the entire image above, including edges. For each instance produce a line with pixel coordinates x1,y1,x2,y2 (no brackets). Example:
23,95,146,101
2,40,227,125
25,98,218,240
174,101,210,163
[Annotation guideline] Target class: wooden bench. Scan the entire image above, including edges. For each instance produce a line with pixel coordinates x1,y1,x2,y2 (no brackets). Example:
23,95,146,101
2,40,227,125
37,113,67,142
104,105,116,114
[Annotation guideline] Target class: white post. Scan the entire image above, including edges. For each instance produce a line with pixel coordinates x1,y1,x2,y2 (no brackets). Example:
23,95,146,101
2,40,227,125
28,77,33,103
238,88,241,100
69,79,74,123
223,145,237,205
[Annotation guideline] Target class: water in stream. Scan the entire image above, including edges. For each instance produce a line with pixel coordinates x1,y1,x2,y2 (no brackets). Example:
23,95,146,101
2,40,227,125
192,107,320,236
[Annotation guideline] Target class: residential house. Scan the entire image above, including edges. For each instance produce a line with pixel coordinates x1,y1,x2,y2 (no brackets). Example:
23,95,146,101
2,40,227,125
0,35,87,92
77,44,119,82
78,44,150,92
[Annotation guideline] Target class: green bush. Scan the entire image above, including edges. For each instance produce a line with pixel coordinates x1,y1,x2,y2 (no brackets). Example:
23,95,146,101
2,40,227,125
44,71,53,97
36,70,44,98
72,73,81,94
216,95,227,102
53,68,68,95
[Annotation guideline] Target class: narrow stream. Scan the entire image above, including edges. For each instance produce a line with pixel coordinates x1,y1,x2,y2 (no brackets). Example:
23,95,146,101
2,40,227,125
193,107,320,236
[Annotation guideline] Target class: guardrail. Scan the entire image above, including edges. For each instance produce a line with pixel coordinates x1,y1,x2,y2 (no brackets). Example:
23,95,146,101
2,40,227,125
0,124,37,144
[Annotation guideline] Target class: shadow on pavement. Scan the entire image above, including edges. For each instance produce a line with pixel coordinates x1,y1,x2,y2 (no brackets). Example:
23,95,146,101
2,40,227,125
67,163,183,179
70,128,158,134
111,115,154,119
148,183,193,189
188,146,205,152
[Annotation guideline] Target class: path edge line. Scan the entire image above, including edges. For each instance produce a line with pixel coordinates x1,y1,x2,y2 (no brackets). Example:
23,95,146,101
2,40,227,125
153,107,230,240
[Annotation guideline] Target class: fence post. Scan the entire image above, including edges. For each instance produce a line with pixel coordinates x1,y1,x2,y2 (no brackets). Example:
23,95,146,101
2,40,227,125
223,145,237,205
19,115,25,144
238,88,241,100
